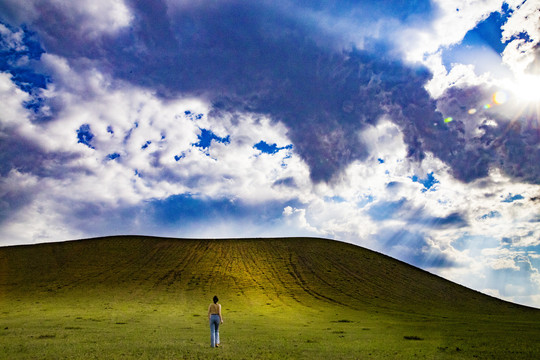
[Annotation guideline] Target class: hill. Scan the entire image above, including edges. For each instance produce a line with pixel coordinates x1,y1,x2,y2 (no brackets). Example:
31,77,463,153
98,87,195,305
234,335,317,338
1,236,540,359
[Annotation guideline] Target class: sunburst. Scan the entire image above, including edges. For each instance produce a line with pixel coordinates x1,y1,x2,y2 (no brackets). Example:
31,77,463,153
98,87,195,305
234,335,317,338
509,75,540,106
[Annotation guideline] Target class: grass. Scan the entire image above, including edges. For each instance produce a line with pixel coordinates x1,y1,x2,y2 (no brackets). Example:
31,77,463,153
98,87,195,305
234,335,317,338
1,236,540,359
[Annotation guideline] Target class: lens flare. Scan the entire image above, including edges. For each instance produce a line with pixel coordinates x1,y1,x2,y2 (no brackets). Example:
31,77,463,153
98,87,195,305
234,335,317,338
484,104,492,109
444,117,453,123
493,91,508,105
468,108,477,115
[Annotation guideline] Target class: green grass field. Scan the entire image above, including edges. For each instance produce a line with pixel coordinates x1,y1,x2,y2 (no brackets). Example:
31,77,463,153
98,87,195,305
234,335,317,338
1,236,540,359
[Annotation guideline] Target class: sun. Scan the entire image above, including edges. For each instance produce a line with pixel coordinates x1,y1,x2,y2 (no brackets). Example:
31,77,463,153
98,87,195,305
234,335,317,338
508,75,540,105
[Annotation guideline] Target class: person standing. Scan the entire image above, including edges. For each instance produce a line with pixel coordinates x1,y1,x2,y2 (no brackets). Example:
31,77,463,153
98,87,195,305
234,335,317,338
208,295,223,348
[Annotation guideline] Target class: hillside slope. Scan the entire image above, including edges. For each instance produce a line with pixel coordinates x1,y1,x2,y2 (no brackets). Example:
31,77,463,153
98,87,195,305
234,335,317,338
0,236,533,314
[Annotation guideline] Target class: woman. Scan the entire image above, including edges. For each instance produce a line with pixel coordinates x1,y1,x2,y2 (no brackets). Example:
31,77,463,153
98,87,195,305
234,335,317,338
208,295,223,348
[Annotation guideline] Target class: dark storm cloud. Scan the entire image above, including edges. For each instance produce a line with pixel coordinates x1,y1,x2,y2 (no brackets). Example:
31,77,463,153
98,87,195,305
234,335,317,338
435,86,540,184
0,135,82,227
424,212,468,229
272,177,297,188
0,132,82,179
0,179,34,225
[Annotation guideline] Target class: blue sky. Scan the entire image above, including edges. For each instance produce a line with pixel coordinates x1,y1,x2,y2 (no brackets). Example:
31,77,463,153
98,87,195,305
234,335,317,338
0,0,539,307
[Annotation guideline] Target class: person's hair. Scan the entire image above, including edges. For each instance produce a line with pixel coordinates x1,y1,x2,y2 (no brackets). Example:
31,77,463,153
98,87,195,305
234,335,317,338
213,295,219,304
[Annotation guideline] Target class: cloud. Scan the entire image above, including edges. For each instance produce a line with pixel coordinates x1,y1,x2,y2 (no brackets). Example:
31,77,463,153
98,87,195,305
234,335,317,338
489,255,521,271
0,0,132,39
282,205,320,235
501,0,540,75
0,51,318,244
429,83,540,184
0,169,38,226
402,0,540,186
0,71,29,126
398,0,505,62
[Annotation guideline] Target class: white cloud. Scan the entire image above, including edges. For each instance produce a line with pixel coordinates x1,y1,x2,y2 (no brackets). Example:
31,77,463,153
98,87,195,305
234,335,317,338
283,206,320,235
0,0,132,37
0,55,319,243
189,112,311,203
501,0,540,75
489,256,521,270
0,72,29,127
65,0,132,36
439,246,540,307
400,0,504,63
0,170,84,246
406,0,540,113
398,0,540,108
482,287,503,298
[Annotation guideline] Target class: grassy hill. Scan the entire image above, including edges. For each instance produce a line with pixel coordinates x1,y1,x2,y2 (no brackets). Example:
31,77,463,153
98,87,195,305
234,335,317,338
1,236,539,359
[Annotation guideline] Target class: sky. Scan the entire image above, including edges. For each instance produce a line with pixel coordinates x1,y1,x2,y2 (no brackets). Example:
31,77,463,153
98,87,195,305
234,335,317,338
0,0,539,307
